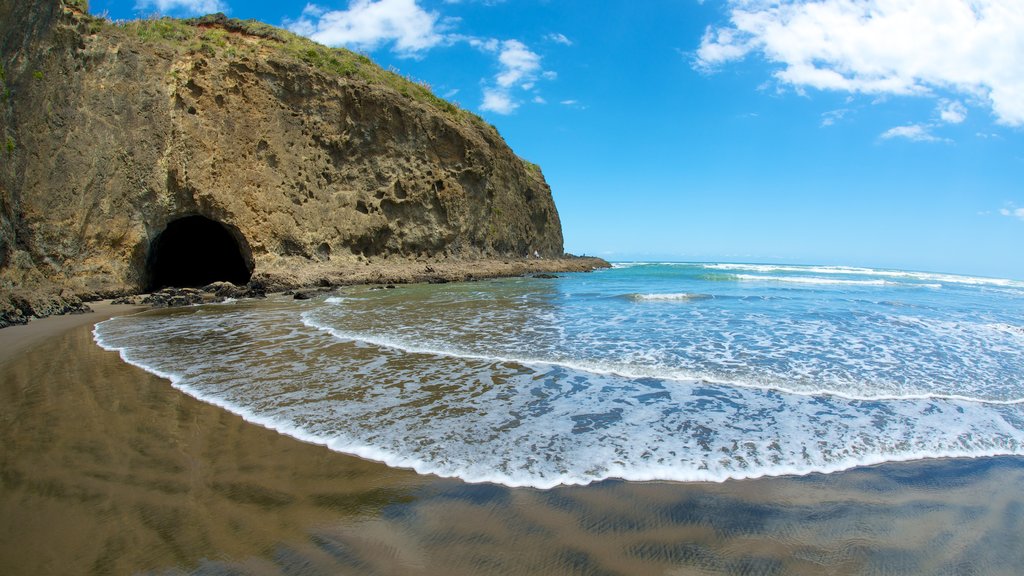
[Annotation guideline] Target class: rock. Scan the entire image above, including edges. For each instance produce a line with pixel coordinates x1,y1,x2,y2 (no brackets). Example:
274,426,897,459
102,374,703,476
532,273,560,279
243,280,268,299
111,295,143,305
0,305,28,329
202,281,247,298
0,3,565,305
292,291,314,300
142,288,206,308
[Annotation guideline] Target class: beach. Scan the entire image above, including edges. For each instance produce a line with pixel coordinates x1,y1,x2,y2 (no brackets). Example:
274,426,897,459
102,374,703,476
2,303,1023,575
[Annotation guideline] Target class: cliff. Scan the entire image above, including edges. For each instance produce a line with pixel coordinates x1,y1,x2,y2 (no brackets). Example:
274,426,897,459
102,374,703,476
0,1,605,325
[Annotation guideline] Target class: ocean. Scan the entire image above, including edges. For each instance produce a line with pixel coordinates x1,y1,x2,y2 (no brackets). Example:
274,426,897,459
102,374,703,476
93,262,1024,489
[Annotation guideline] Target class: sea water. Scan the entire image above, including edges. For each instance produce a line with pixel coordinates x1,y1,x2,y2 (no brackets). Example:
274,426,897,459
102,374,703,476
93,263,1024,488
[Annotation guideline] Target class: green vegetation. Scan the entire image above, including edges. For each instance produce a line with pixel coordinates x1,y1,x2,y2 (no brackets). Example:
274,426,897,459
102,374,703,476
101,13,489,130
65,0,89,12
5,136,14,156
125,17,194,44
521,158,542,176
33,70,44,80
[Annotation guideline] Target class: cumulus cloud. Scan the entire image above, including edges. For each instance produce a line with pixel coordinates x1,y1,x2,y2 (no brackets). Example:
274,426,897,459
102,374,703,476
880,124,944,142
135,0,226,15
475,39,549,114
481,87,517,114
495,40,541,87
938,99,968,124
285,0,444,54
696,0,1024,126
285,1,554,115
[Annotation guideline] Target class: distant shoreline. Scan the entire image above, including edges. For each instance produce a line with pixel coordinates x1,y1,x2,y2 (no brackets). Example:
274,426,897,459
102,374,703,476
0,255,611,330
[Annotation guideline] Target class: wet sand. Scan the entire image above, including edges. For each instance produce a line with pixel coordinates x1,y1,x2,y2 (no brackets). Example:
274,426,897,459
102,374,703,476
2,311,1023,575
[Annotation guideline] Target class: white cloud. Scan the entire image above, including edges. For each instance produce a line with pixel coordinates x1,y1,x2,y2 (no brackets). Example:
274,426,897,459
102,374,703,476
285,0,444,54
820,108,850,127
481,88,517,114
495,40,541,88
697,0,1024,126
474,39,549,114
938,99,968,124
880,124,943,142
560,99,578,105
135,0,226,14
284,2,554,115
1000,205,1024,220
546,33,573,46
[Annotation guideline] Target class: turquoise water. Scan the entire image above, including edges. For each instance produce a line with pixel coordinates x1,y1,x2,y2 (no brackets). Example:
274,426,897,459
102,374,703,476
94,262,1024,488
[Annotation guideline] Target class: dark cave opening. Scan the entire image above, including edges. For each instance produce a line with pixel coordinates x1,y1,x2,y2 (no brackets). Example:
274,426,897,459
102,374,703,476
146,215,253,291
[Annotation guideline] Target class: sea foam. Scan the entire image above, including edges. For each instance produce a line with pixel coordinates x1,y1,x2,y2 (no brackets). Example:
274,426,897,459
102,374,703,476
90,263,1024,489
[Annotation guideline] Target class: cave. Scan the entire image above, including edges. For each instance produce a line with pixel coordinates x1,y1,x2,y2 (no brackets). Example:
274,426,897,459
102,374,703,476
145,215,253,291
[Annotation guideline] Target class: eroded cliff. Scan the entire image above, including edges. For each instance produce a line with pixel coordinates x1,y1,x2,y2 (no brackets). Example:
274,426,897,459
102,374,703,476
0,2,600,324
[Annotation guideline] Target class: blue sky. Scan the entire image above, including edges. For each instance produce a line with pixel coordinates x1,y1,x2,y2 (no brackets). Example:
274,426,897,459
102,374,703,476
90,0,1024,280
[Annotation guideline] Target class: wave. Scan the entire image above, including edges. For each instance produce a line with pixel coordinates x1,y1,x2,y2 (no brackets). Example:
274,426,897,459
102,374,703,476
298,312,1023,406
623,292,714,302
95,315,1024,490
732,274,942,288
702,263,1023,289
989,323,1024,338
94,305,1024,491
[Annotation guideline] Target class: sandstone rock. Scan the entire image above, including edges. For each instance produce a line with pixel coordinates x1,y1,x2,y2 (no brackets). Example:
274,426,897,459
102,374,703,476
0,2,611,321
1,2,566,300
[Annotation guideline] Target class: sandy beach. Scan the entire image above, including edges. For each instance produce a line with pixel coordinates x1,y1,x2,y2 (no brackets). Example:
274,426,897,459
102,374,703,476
2,307,1023,575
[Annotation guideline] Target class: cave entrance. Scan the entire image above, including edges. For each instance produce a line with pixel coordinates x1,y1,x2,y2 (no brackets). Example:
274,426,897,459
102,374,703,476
146,215,253,291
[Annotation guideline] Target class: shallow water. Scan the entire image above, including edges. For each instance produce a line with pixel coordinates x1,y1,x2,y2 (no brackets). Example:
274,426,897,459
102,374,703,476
2,323,1024,575
93,263,1024,488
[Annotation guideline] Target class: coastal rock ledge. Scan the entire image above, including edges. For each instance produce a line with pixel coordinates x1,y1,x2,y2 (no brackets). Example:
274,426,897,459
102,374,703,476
0,1,608,325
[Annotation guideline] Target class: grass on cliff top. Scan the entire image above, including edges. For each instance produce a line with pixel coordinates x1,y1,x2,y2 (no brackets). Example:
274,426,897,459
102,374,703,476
95,12,492,134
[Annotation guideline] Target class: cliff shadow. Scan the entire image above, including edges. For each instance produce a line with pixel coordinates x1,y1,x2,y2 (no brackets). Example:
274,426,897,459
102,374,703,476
145,215,254,291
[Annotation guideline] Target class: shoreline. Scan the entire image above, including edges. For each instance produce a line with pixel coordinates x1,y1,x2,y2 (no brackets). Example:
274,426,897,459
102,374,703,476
0,255,610,328
0,301,148,365
2,293,1023,574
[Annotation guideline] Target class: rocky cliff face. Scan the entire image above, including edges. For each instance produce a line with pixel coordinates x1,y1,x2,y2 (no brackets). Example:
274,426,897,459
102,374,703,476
1,2,579,321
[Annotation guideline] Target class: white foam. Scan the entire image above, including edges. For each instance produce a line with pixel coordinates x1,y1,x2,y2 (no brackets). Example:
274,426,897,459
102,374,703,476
732,274,941,288
703,263,1023,289
298,312,1024,406
94,312,1024,488
91,270,1024,490
627,292,713,302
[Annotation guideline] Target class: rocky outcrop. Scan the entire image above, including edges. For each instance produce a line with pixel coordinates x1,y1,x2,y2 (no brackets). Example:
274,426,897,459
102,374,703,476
0,2,606,321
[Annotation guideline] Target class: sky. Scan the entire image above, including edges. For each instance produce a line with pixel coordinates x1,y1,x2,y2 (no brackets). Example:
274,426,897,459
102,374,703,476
89,0,1024,280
